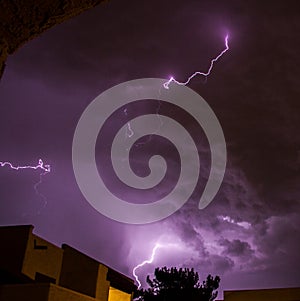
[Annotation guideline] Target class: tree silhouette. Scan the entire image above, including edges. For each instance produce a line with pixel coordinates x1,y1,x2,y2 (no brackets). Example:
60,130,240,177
134,267,220,301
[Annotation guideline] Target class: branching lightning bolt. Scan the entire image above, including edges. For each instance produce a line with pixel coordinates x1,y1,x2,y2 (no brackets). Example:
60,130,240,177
0,159,50,173
0,159,51,208
133,243,162,289
163,34,229,89
123,35,229,140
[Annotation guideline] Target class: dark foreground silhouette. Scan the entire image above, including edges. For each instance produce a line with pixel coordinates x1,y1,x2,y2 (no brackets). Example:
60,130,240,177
134,267,220,301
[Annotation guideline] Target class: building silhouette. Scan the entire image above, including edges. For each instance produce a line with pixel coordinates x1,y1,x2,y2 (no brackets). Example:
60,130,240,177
1,225,300,301
222,287,300,301
0,225,135,301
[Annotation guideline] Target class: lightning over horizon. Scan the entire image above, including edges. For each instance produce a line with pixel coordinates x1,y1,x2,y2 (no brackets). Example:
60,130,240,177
133,243,162,289
132,242,181,289
0,159,51,208
163,34,229,89
126,35,230,142
0,159,50,173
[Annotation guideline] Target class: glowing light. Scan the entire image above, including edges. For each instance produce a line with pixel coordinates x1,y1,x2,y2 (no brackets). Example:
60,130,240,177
219,215,251,229
163,35,229,89
133,243,162,289
0,159,50,173
0,159,51,205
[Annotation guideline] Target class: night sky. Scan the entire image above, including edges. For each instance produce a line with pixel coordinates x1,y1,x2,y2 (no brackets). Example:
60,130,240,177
0,0,300,299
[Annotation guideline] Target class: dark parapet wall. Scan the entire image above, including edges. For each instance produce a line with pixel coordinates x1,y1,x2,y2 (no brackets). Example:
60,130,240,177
107,268,136,294
59,244,99,298
0,225,32,278
0,0,107,79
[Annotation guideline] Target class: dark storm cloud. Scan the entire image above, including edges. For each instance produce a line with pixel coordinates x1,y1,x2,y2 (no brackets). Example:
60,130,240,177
219,238,254,258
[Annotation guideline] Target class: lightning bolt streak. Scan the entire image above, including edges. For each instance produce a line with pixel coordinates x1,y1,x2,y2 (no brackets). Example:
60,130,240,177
124,35,229,140
0,159,51,207
0,159,50,173
133,243,161,289
163,35,229,89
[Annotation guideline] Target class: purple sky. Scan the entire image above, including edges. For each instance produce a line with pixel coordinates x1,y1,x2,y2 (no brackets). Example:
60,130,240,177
1,0,300,299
